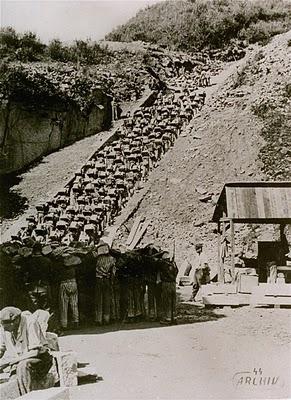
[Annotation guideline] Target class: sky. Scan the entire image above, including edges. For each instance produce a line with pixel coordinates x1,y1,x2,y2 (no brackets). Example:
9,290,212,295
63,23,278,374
0,0,162,43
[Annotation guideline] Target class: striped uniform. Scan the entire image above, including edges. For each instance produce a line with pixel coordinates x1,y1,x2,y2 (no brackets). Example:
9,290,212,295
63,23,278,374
95,254,115,324
59,278,79,328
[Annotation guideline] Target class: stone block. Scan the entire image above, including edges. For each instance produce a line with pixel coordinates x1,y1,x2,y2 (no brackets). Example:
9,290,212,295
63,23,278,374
15,387,69,400
51,351,78,387
46,332,60,351
0,378,20,400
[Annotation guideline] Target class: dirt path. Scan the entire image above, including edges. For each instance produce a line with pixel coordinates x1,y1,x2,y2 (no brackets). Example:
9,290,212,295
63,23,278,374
60,299,291,400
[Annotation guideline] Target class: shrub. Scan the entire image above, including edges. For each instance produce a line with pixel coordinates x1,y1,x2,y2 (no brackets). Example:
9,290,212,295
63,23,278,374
0,28,45,62
106,0,291,50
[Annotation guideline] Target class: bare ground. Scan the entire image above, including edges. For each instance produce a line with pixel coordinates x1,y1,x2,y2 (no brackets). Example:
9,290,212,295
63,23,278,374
59,289,291,400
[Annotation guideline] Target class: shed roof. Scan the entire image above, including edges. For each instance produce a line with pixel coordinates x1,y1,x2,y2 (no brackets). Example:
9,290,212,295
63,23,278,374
212,182,291,223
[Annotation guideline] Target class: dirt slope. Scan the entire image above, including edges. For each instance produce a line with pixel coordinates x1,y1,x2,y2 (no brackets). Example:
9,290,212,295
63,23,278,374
117,31,291,272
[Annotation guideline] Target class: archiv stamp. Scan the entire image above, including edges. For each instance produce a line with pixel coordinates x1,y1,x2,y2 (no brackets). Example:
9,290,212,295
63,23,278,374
232,368,284,389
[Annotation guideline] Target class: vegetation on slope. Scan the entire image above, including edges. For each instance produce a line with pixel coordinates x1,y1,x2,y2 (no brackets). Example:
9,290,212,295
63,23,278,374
0,27,112,64
106,0,291,50
252,86,291,180
0,28,148,111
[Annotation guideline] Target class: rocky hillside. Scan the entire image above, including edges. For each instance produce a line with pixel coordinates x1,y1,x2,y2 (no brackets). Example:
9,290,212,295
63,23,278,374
117,30,291,273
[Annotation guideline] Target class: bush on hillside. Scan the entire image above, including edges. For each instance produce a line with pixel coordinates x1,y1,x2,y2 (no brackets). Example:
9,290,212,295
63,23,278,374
0,27,46,62
48,39,112,64
106,0,291,50
0,28,112,65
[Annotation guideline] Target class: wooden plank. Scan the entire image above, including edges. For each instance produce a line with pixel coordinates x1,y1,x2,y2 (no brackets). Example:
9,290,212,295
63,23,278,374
280,188,289,217
230,219,235,282
262,188,272,219
126,216,144,246
128,220,151,250
255,188,266,219
226,187,237,218
250,187,259,218
273,186,283,218
282,188,291,218
269,187,278,219
211,284,237,294
243,187,257,219
202,294,240,306
235,187,246,219
250,295,291,306
217,221,224,283
265,284,291,297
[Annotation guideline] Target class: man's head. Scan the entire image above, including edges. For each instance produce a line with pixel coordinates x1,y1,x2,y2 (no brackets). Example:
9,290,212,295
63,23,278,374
0,307,21,332
195,243,203,254
96,242,110,256
161,251,171,261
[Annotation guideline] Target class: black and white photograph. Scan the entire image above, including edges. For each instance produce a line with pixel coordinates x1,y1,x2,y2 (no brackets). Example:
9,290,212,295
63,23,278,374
0,0,290,399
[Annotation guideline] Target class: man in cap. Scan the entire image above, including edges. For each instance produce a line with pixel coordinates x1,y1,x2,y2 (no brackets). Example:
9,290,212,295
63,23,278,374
189,243,210,301
158,251,178,325
0,306,52,395
26,242,52,311
58,255,80,330
95,243,116,325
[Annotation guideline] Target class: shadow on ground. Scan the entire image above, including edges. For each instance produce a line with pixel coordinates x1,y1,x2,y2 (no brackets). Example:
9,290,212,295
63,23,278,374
63,294,225,337
0,174,28,219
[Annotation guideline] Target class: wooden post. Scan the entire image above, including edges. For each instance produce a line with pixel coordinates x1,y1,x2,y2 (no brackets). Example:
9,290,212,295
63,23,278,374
217,221,221,282
230,219,235,282
279,224,285,241
279,223,286,265
217,221,222,283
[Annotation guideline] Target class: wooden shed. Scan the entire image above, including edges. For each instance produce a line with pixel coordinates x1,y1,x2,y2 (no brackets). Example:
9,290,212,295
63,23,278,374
212,182,291,283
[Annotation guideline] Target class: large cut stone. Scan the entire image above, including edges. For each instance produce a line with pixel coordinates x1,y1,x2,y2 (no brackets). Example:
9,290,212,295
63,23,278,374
0,378,20,400
15,387,70,400
51,351,78,387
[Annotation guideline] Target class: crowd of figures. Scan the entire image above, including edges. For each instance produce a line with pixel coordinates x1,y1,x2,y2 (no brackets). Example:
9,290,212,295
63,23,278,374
12,72,209,247
1,58,213,331
0,241,178,329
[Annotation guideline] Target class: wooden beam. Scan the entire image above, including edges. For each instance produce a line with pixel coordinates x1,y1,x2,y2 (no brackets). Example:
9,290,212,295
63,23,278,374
217,221,223,283
230,219,235,283
279,223,286,265
126,216,144,247
219,217,231,222
128,220,150,250
279,224,285,239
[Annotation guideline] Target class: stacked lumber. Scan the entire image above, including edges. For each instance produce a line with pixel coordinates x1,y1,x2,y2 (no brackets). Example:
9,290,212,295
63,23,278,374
201,283,245,306
250,283,291,306
202,293,251,306
202,282,291,307
126,217,151,250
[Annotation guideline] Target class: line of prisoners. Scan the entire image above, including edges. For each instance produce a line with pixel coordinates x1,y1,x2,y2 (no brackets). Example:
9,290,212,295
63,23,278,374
13,71,210,246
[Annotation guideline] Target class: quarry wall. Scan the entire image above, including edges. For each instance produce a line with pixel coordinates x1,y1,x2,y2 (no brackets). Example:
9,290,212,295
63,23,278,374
0,91,112,175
